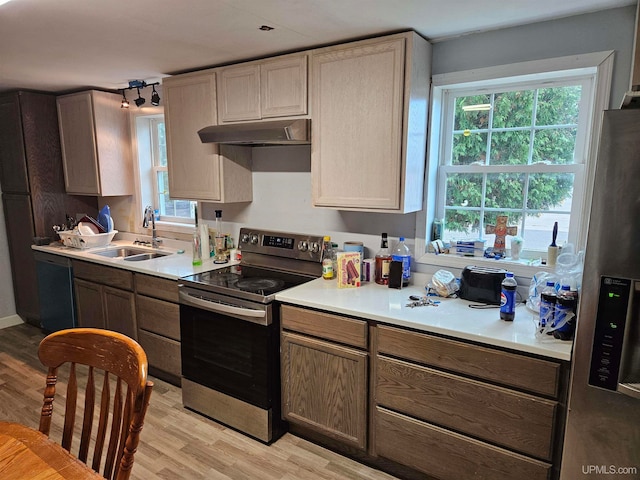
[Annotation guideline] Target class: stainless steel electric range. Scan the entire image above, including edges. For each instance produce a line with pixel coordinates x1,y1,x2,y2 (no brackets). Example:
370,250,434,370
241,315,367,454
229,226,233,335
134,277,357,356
178,228,324,443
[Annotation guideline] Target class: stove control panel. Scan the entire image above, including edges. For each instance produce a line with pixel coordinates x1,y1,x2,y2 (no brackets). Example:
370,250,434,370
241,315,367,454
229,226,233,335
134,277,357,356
239,228,324,262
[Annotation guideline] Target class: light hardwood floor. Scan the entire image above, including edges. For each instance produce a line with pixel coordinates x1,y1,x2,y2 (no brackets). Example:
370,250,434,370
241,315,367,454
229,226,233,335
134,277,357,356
0,323,399,480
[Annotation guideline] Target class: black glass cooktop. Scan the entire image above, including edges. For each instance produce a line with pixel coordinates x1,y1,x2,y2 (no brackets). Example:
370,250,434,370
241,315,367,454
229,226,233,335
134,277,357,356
180,265,315,302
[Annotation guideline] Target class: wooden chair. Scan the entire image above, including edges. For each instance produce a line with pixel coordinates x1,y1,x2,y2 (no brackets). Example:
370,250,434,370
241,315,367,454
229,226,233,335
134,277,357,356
37,328,153,480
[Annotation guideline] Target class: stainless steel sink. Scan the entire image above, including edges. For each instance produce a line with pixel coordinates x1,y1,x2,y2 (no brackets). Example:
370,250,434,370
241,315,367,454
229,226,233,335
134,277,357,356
123,252,170,261
92,247,172,261
92,247,149,258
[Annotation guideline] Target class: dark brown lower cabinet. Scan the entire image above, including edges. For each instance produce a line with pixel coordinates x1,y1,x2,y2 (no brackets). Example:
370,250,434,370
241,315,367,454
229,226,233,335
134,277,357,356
373,325,568,480
281,305,369,451
280,305,569,480
73,278,105,329
72,261,136,339
134,274,181,385
375,407,551,480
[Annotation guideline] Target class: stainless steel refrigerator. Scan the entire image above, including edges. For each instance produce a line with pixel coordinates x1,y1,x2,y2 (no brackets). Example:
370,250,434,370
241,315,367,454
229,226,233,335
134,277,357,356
560,109,640,479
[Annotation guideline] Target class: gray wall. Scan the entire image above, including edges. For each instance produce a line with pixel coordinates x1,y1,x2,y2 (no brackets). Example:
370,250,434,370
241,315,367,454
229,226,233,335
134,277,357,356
432,5,635,109
201,6,637,258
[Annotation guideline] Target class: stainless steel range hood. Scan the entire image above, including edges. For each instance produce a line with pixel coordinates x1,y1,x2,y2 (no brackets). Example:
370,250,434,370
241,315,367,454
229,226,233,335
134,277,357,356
198,119,310,145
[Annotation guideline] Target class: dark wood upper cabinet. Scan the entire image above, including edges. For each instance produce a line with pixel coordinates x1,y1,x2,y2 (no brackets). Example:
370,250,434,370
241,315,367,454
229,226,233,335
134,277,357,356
0,94,30,194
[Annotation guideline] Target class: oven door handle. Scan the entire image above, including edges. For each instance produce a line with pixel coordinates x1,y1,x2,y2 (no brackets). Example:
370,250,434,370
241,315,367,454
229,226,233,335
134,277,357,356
179,291,267,320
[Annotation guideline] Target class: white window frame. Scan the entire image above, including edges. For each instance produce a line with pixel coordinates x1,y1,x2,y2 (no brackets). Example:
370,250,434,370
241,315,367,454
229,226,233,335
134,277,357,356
416,51,614,276
132,111,195,235
148,117,195,225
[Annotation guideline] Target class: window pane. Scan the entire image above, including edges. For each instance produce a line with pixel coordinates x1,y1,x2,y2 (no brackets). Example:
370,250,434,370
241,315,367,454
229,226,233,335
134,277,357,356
532,128,577,164
454,94,491,130
527,173,574,210
492,90,533,128
157,121,167,167
484,211,521,246
444,208,481,239
452,132,488,165
536,86,581,126
173,200,193,218
489,130,529,165
157,171,174,216
485,173,524,210
521,212,570,251
446,173,483,207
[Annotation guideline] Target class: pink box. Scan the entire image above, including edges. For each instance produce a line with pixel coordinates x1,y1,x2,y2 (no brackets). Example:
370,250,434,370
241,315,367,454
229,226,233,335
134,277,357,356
337,252,361,288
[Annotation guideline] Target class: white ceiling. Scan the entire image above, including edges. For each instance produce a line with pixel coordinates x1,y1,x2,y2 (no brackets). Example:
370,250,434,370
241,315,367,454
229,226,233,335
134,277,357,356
0,0,635,94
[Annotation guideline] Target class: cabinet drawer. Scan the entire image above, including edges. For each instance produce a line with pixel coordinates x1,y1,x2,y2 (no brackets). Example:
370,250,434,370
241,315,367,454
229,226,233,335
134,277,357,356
72,260,133,291
377,325,561,397
375,407,551,480
136,295,180,341
135,273,178,303
376,356,556,460
281,305,367,348
137,330,181,378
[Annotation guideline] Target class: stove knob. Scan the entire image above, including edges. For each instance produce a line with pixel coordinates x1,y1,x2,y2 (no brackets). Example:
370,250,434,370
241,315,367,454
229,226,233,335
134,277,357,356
250,234,259,244
240,233,250,244
298,240,308,252
309,242,320,253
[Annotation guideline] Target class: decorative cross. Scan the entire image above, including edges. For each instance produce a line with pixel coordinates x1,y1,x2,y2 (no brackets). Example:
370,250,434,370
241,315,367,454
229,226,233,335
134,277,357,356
485,215,518,255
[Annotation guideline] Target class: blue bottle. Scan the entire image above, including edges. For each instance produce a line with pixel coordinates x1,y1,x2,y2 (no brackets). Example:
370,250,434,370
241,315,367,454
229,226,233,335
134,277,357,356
500,272,517,321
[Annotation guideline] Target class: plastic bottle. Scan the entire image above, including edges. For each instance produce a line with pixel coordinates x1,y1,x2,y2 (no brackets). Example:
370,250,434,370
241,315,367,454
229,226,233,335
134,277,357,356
553,285,578,341
192,229,202,266
391,237,411,287
500,272,517,321
539,281,557,331
199,223,209,263
374,233,392,285
322,236,334,280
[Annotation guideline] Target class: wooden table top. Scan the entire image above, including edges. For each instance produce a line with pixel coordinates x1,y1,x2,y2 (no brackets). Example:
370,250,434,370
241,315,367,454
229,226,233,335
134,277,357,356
0,421,103,479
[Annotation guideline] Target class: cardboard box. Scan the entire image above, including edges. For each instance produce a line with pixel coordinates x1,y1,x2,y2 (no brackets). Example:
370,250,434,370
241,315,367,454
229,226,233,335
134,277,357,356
454,240,486,257
337,252,361,288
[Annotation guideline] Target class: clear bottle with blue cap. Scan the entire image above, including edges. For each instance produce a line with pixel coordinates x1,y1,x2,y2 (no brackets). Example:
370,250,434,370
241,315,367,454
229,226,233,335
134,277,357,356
391,237,411,287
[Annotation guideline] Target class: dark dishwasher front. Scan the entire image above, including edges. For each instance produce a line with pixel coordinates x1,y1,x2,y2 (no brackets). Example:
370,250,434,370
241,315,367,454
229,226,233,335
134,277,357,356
34,250,76,332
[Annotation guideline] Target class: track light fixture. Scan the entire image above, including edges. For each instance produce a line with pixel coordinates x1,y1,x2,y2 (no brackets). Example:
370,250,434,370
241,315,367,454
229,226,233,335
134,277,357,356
119,80,161,108
120,89,130,109
150,84,160,106
134,87,146,107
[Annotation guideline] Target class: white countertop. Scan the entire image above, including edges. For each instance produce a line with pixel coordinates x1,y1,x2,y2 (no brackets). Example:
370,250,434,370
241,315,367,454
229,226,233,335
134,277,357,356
33,243,572,361
32,240,237,280
276,272,573,361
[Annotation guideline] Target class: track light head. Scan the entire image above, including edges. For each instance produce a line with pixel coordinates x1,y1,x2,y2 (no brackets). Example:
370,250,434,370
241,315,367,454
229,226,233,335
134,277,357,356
150,84,160,106
120,90,129,109
134,87,146,107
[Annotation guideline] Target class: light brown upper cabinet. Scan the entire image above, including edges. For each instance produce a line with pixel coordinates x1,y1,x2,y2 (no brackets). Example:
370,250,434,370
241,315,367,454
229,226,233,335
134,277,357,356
163,70,252,202
310,32,431,213
57,90,133,196
217,54,308,123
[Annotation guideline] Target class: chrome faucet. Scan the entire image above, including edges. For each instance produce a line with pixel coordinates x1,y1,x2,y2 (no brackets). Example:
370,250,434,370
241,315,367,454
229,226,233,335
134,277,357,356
142,206,162,248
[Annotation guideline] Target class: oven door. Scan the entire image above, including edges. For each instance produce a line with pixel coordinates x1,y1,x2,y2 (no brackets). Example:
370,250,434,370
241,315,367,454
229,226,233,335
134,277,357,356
179,286,278,410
